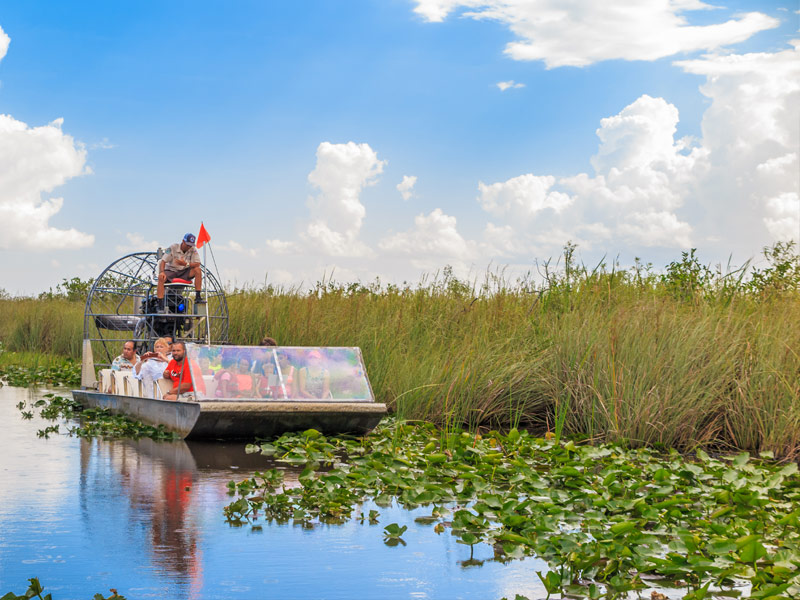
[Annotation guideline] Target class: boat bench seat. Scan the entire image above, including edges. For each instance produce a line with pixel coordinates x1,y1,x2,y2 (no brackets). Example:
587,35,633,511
156,377,172,399
97,369,143,396
98,369,113,393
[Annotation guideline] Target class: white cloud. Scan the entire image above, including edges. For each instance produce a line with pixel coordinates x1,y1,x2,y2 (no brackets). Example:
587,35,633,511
477,43,799,257
496,80,524,91
265,239,298,255
478,174,572,219
89,138,115,150
617,211,693,247
379,208,478,265
218,240,258,257
482,222,529,255
0,26,9,62
675,43,800,242
301,141,385,256
479,95,701,249
115,232,160,254
763,193,800,241
397,175,417,201
756,153,797,177
414,1,778,68
0,114,94,250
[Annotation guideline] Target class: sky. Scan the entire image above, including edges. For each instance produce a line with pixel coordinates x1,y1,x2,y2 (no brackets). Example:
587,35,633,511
0,0,798,295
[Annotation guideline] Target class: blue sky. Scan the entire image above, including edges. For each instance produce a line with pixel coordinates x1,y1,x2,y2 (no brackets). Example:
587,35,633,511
0,0,798,294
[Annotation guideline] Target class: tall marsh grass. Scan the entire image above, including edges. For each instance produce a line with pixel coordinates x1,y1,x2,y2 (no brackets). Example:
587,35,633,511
1,244,798,458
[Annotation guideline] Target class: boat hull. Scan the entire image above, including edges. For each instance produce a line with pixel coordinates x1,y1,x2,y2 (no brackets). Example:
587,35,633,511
72,390,387,439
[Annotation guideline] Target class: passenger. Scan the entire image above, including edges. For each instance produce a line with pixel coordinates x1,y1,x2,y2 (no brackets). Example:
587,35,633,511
111,340,139,371
257,359,277,398
233,356,256,397
157,233,203,311
198,356,213,376
297,350,330,399
253,337,279,397
274,349,297,399
163,341,203,401
214,355,239,398
133,337,171,398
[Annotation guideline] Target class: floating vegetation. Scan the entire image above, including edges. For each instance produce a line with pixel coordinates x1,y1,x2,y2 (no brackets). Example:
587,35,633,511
0,362,81,388
226,421,800,599
18,393,179,441
0,577,125,600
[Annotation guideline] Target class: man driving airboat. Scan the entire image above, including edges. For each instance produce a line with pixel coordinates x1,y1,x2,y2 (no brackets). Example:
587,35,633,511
156,233,204,312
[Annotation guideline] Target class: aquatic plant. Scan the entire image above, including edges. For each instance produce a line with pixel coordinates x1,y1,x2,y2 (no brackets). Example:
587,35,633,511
0,577,125,600
0,361,81,388
18,393,179,441
226,421,800,599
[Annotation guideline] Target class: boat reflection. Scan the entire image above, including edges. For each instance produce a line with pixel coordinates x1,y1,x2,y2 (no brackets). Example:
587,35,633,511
77,437,296,596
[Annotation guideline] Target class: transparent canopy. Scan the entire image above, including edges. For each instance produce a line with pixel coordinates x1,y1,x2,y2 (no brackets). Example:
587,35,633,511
185,344,374,402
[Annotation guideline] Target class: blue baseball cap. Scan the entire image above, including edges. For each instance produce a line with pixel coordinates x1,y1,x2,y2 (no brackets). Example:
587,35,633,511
183,233,196,246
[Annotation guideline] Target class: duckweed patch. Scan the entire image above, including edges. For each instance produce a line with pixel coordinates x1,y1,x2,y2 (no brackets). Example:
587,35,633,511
226,421,800,599
17,393,179,441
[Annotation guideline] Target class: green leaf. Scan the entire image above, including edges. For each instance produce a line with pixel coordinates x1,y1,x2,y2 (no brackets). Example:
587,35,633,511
736,535,767,563
733,452,750,467
610,521,636,536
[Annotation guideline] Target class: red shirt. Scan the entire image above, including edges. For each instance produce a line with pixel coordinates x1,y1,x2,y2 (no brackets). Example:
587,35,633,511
165,358,195,392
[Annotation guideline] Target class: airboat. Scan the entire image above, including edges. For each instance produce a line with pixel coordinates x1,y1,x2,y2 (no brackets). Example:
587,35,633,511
72,251,386,439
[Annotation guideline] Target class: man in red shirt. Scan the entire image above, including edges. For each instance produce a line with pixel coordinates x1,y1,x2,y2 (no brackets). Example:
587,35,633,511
163,341,195,400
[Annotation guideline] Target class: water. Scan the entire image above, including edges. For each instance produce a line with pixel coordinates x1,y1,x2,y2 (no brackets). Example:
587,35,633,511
0,386,549,600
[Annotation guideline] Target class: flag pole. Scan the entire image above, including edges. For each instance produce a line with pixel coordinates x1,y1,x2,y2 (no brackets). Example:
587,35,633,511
204,238,211,345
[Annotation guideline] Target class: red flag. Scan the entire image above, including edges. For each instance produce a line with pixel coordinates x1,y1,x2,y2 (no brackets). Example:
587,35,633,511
197,223,211,249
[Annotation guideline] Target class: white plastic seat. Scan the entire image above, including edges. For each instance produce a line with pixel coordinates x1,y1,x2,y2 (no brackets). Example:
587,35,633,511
112,370,127,395
98,369,113,393
156,378,172,399
124,373,141,397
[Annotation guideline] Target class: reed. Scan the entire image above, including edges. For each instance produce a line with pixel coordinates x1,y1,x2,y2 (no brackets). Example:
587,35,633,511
1,244,798,458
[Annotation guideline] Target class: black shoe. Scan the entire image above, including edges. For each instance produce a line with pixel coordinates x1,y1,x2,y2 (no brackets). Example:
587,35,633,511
195,292,205,304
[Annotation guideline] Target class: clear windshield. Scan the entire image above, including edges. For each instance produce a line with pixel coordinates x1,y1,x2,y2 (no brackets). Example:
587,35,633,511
185,344,374,402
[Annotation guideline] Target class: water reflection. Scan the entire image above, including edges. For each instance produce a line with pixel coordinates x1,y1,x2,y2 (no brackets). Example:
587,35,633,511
78,437,296,597
1,386,550,600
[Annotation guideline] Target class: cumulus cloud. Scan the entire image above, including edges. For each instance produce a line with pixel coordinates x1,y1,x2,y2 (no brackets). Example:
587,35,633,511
379,208,478,268
301,141,385,256
265,239,298,255
413,0,778,68
496,80,524,91
218,240,258,257
0,114,94,250
478,174,572,219
115,232,160,254
763,193,800,241
477,95,703,249
397,175,417,201
477,42,799,257
0,26,9,62
675,43,800,244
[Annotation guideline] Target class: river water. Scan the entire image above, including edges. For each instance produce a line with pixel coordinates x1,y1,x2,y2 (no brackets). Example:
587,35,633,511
0,386,549,600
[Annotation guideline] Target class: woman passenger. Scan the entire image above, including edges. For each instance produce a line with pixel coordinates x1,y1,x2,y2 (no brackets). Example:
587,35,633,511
133,337,172,398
